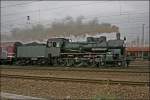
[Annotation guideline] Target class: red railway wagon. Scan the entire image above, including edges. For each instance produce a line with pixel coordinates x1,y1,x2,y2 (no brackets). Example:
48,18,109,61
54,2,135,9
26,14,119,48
126,47,150,60
0,42,17,64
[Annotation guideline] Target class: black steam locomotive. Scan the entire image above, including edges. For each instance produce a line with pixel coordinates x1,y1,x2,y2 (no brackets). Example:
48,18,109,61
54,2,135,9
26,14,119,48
1,33,129,67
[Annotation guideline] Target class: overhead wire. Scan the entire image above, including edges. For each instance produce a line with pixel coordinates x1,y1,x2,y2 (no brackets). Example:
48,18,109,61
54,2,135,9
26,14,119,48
0,1,36,8
4,1,145,17
1,2,103,16
1,18,148,29
1,13,148,30
1,1,149,35
1,11,148,25
1,11,149,27
1,1,148,24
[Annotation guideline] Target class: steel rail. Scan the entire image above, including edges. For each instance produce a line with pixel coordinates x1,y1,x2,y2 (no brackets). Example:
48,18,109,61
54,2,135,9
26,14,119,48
0,67,149,73
1,74,149,86
0,66,149,73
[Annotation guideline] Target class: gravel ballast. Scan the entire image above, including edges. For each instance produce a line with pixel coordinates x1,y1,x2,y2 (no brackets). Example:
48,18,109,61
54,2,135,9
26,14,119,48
1,77,149,100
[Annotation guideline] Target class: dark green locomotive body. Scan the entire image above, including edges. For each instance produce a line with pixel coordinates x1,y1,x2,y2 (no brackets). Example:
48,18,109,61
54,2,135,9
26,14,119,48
13,33,128,67
45,33,127,67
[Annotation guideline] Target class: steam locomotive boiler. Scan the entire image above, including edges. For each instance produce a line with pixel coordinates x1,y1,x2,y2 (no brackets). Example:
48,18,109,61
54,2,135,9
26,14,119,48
46,33,127,67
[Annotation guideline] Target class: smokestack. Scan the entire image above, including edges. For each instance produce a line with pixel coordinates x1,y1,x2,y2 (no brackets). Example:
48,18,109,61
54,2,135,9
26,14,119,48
116,32,120,40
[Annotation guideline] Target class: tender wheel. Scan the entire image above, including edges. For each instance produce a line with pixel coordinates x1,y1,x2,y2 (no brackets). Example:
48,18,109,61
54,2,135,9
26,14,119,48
117,62,122,67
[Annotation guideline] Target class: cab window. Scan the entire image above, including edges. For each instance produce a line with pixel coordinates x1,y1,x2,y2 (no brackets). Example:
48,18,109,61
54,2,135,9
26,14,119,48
47,42,52,47
53,42,57,47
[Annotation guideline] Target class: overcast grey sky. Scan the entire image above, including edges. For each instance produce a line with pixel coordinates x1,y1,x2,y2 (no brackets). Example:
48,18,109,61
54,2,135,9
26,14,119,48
1,1,149,43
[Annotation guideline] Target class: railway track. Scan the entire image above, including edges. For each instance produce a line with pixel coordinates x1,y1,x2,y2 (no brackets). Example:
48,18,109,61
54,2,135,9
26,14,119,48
1,74,149,86
0,65,149,73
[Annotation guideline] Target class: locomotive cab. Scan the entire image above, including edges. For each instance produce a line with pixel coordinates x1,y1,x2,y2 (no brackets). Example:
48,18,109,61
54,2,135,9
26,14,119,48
47,38,69,48
46,38,69,65
47,41,60,47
